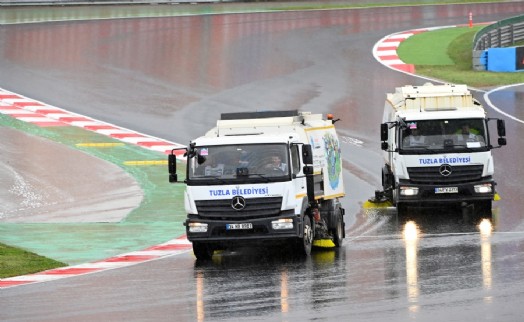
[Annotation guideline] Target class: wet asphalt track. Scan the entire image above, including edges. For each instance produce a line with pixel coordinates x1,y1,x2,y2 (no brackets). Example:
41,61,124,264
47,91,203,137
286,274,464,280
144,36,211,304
1,2,524,321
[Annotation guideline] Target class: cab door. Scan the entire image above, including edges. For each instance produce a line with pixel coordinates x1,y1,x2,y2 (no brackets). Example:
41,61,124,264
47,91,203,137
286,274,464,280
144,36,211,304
291,144,308,209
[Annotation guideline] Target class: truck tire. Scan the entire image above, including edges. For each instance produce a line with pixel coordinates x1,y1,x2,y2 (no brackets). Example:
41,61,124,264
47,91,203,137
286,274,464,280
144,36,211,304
475,200,492,218
397,203,408,217
192,242,214,261
295,215,313,257
382,166,394,201
331,211,344,247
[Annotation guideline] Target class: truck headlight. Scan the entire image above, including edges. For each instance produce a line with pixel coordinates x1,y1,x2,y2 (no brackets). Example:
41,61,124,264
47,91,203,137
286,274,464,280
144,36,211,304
474,184,492,194
272,218,293,230
400,186,419,196
188,222,208,233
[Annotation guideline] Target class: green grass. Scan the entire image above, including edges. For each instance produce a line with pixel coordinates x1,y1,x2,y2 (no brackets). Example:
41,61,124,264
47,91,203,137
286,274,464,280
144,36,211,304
398,26,524,88
0,243,66,278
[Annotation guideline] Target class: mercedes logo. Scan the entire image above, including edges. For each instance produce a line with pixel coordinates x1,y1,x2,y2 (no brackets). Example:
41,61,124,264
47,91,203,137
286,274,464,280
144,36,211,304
231,196,246,211
439,164,452,177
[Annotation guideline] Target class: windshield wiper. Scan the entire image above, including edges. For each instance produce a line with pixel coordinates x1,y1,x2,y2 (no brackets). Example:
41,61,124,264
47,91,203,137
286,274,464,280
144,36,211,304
442,144,477,152
248,173,272,182
401,145,434,153
194,175,229,184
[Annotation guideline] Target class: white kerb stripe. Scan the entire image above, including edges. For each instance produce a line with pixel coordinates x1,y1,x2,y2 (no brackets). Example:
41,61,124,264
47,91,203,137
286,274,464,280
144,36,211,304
376,50,399,56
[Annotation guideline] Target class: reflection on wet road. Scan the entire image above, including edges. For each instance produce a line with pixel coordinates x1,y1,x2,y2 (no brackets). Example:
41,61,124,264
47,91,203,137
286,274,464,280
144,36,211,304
178,206,524,320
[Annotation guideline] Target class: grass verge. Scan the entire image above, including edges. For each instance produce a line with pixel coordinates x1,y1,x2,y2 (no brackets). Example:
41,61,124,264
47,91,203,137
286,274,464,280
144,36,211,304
398,26,524,88
0,242,66,278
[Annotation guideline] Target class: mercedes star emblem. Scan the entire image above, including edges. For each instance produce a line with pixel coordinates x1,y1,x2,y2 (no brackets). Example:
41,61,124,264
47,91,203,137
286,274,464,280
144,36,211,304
231,196,246,211
439,164,452,177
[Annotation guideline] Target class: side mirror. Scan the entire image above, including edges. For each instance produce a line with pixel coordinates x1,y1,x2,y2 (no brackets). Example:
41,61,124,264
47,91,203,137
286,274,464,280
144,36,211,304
302,144,313,165
498,137,507,146
303,165,314,175
381,142,388,151
497,119,506,137
168,154,177,174
380,123,388,142
168,153,178,183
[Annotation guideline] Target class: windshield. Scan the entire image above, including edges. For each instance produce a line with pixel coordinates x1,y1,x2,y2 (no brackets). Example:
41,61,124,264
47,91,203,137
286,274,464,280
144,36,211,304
188,144,290,182
399,119,488,154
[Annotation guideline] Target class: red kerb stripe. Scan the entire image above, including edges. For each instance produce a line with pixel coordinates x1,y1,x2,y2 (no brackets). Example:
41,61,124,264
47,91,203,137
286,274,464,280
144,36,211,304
110,133,145,139
14,101,45,107
104,255,157,262
146,244,191,251
41,267,103,275
0,94,22,99
84,125,118,131
0,280,34,287
138,141,171,147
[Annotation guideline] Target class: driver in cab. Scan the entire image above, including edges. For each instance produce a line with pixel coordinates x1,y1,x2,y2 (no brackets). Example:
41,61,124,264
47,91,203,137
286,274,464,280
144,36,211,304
265,155,287,172
456,124,484,146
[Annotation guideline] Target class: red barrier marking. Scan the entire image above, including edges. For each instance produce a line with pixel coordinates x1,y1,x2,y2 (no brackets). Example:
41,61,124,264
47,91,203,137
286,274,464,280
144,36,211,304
0,94,22,99
104,255,157,262
110,133,145,139
376,46,399,51
0,280,34,287
391,64,416,73
34,109,66,115
0,106,21,110
138,141,171,148
14,101,45,108
58,116,94,123
41,267,103,275
164,149,186,155
146,244,192,251
383,38,405,43
84,125,118,131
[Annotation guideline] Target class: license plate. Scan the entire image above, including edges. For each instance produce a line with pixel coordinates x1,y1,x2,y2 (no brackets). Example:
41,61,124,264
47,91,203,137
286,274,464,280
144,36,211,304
226,223,253,230
435,187,459,194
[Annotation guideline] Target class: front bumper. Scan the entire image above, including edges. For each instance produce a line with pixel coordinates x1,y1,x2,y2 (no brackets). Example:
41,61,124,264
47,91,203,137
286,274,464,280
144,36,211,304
184,214,303,246
397,178,496,205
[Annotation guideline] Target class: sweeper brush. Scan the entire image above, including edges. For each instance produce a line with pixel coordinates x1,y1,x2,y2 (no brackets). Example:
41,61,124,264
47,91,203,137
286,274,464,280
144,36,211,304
312,220,336,248
313,239,336,248
365,190,392,208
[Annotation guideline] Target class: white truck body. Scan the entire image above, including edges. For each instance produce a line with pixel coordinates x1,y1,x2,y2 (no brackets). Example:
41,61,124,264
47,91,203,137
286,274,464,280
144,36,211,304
169,110,346,259
379,83,506,215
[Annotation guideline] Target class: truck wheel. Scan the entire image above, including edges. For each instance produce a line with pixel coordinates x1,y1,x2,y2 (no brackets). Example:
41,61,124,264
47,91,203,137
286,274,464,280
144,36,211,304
296,215,313,256
192,242,214,261
397,203,408,217
475,200,492,218
331,211,344,247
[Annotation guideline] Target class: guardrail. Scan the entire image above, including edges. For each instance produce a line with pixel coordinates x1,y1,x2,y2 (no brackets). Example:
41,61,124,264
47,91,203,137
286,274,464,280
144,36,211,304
472,14,524,72
473,15,524,51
